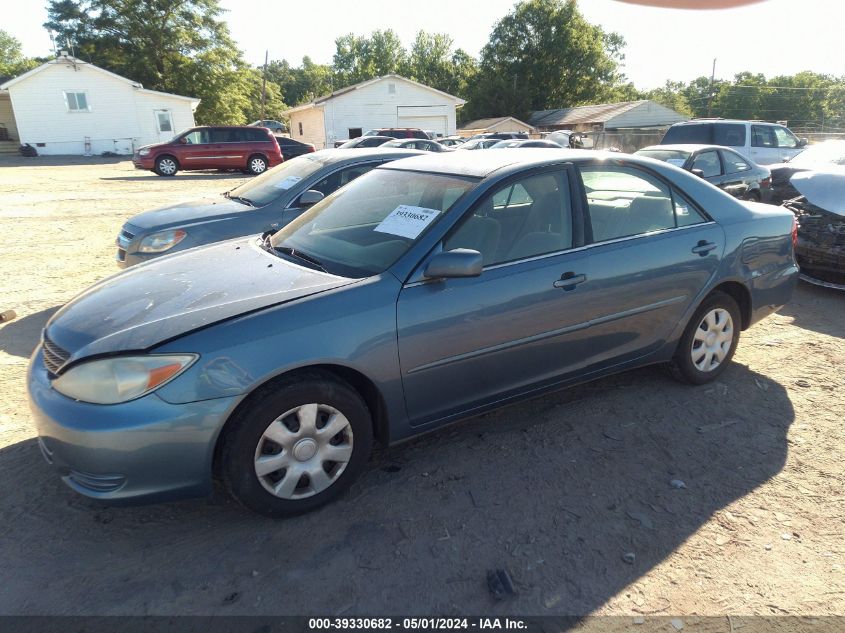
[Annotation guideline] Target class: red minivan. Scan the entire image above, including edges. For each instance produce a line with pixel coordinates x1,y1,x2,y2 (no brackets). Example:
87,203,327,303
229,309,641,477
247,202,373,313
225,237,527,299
133,126,284,176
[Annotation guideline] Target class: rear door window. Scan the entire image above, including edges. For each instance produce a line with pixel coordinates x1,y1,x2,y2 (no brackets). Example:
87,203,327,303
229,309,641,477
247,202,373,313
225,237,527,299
714,123,746,147
662,124,712,144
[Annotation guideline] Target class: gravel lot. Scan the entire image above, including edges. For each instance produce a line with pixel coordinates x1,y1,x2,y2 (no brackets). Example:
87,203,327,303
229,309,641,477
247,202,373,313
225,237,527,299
0,157,843,618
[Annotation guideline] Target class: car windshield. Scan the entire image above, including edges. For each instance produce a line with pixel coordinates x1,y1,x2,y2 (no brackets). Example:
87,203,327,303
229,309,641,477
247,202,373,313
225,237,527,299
636,149,691,165
381,140,404,147
790,141,845,167
269,169,477,277
226,154,333,206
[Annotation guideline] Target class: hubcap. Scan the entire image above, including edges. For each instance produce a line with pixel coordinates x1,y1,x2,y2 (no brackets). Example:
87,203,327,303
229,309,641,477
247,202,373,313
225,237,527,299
251,158,266,173
691,308,734,372
159,159,175,174
253,403,353,500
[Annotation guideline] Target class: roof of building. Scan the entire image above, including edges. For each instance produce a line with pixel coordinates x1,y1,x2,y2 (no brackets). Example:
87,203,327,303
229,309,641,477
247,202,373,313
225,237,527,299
0,56,200,105
282,74,466,115
458,116,534,131
529,101,650,128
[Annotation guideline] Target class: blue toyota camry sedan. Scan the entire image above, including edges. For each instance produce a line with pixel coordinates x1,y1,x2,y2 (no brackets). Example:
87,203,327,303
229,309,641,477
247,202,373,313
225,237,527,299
28,150,799,517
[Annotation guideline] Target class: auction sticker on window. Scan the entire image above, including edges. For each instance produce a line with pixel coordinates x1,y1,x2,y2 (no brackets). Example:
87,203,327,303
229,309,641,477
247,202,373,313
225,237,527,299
274,175,303,189
374,205,440,239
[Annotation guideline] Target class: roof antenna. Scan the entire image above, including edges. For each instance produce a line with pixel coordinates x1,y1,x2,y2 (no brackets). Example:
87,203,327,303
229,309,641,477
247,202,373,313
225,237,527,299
65,37,79,70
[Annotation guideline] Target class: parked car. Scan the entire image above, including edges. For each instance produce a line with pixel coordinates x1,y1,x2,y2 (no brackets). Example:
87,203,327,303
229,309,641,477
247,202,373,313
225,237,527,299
363,128,428,139
249,120,287,134
439,136,466,147
782,170,845,289
30,149,798,517
116,148,422,267
337,136,394,149
660,119,807,165
768,140,845,204
275,136,315,161
456,138,500,150
381,138,451,152
635,144,771,201
133,126,283,176
491,140,563,149
463,132,530,143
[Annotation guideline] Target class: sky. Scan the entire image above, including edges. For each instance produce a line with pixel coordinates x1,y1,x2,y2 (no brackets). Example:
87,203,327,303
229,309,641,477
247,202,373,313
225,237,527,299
7,0,845,90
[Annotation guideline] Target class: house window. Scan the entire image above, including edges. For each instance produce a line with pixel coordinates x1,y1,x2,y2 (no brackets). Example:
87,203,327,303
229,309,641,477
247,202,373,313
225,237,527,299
64,91,90,112
388,83,396,94
298,122,303,136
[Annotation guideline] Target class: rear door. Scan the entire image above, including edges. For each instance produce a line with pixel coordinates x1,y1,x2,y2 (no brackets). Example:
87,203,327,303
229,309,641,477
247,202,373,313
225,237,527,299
750,125,779,165
719,149,755,198
396,166,595,426
210,128,247,168
576,163,724,368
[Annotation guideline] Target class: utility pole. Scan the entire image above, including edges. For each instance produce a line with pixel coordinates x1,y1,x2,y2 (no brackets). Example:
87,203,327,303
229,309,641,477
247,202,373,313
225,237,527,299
260,49,268,121
706,58,716,117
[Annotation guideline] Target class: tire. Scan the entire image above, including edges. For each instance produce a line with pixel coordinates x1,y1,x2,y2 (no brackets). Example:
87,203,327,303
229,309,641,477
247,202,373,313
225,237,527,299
666,291,741,385
154,155,179,176
246,154,268,175
218,373,373,518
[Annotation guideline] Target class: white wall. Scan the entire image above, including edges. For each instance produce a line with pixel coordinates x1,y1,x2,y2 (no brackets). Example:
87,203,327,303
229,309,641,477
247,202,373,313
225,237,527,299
289,106,327,149
7,61,196,155
322,77,460,146
0,93,19,140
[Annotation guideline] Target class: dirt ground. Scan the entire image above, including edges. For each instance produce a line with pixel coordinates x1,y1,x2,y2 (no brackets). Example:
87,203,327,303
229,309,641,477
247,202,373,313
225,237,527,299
0,157,843,620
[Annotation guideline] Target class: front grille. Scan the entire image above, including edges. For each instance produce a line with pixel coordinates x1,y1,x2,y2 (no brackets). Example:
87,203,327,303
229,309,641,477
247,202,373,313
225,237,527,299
42,333,70,375
116,227,135,248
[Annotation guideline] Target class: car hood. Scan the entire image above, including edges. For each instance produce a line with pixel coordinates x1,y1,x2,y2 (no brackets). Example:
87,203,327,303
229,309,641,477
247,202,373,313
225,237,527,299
128,197,256,231
44,239,356,365
791,170,845,217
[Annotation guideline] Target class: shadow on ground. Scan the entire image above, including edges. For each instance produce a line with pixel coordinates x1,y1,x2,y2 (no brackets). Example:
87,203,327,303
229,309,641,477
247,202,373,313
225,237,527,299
0,307,59,358
0,361,793,616
100,172,250,182
778,281,845,338
0,156,126,167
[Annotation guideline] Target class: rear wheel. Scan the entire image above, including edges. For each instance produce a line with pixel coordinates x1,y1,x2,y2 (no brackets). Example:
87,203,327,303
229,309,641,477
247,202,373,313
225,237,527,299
667,291,741,384
154,155,178,176
247,154,268,175
219,373,373,517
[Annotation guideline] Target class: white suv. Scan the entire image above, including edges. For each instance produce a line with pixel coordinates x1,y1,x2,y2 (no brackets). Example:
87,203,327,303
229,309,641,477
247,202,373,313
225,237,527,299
660,119,807,165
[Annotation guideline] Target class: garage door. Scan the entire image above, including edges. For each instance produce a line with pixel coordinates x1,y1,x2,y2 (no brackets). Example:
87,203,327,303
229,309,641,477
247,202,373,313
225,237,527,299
397,115,448,136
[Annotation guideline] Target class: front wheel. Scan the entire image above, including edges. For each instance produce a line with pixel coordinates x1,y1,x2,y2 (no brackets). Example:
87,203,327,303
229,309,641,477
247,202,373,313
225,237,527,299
666,291,741,385
247,155,268,175
218,373,373,517
154,155,178,176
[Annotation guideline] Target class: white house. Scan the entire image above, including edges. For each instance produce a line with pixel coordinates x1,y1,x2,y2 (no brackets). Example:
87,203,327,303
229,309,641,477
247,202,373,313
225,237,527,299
0,54,199,156
283,75,466,149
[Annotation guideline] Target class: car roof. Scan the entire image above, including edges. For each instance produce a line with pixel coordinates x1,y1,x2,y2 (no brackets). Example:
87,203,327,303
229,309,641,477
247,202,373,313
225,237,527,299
380,148,629,178
308,148,425,165
639,144,729,153
671,119,778,126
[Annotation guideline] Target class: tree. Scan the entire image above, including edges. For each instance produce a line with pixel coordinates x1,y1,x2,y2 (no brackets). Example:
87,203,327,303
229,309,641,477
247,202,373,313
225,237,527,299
463,0,627,121
0,30,40,80
332,30,405,86
44,0,265,124
643,80,692,117
267,57,333,106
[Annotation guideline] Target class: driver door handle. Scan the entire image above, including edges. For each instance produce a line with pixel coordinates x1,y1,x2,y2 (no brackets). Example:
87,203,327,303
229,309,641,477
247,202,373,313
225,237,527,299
692,240,718,256
553,272,587,290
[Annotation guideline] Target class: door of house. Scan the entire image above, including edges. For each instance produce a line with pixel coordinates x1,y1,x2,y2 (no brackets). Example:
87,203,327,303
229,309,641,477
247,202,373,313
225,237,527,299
154,110,175,143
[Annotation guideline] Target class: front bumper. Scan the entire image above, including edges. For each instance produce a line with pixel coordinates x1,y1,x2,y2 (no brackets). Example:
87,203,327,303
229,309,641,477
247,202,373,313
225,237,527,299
132,154,154,170
27,348,237,503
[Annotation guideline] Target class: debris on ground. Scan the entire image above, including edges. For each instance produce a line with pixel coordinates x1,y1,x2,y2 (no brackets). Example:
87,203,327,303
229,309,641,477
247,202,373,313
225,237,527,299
486,568,517,601
670,479,687,489
622,552,636,565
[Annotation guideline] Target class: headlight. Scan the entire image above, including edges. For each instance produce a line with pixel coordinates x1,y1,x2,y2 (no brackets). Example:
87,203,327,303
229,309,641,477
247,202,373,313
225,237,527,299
138,229,187,253
139,148,151,156
52,354,197,404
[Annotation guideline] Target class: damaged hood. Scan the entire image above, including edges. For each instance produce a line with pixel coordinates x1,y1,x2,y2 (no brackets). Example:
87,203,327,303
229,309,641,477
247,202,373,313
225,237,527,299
44,239,355,365
791,171,845,217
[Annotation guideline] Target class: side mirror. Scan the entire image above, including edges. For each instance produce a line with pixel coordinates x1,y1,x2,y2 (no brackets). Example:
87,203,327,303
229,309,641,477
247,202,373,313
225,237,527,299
297,190,324,207
691,168,705,179
797,137,808,148
424,249,483,279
